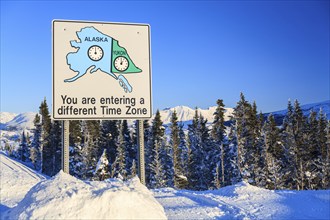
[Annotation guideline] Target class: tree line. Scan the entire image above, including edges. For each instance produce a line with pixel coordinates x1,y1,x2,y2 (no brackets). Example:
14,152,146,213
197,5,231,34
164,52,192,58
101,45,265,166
13,94,330,190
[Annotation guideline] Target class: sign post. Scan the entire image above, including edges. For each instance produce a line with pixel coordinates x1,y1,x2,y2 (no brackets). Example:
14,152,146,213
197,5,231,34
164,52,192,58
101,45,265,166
61,120,69,173
52,20,152,183
137,120,145,184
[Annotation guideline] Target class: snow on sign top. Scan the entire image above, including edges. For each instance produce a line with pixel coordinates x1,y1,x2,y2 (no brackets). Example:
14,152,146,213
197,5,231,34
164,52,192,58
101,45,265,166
52,20,152,120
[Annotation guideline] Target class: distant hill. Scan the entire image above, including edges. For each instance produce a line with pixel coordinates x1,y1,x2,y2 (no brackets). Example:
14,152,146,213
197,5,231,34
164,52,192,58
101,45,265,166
0,112,36,131
264,100,330,125
0,100,328,137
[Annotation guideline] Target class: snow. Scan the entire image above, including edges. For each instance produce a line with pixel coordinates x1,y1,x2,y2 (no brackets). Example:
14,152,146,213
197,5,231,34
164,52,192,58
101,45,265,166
0,112,17,125
154,182,330,219
0,153,166,220
0,153,46,211
1,153,329,219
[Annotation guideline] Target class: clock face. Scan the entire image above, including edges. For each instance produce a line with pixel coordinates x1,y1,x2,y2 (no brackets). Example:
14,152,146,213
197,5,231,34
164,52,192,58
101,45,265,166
87,45,104,61
114,56,129,72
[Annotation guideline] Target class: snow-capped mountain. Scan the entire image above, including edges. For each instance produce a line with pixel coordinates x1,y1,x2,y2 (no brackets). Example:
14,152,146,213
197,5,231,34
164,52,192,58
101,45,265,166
0,112,36,131
158,105,234,125
0,112,17,124
0,100,328,133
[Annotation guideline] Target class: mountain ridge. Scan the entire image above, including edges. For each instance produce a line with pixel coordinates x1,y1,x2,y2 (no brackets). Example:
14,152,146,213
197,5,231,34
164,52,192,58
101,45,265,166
0,100,328,131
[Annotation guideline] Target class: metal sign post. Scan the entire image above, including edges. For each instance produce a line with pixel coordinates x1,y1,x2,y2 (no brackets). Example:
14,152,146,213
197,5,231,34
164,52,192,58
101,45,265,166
137,120,145,185
61,120,70,173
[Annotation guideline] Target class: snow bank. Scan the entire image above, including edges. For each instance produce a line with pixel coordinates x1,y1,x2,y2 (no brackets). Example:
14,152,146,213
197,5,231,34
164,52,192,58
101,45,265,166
4,171,167,220
212,181,330,219
0,153,46,210
154,181,330,219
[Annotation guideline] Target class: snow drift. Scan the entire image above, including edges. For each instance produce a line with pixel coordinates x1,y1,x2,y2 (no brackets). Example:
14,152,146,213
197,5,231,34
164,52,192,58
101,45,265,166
4,171,167,220
154,181,330,219
0,153,46,210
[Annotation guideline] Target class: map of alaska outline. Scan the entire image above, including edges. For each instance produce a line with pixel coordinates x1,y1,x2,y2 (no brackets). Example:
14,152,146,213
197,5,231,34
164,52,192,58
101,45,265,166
66,26,142,93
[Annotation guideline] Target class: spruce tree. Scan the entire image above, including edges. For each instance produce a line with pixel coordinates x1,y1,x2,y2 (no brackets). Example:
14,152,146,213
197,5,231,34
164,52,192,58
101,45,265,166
212,99,226,143
213,163,221,189
69,120,84,178
293,100,307,190
149,110,167,188
248,103,266,187
227,120,240,185
162,142,174,187
150,140,166,188
99,120,119,165
69,120,82,146
177,123,189,188
93,149,110,181
263,114,284,189
30,114,42,170
303,111,320,189
170,110,184,188
282,99,306,190
199,114,213,189
39,98,52,175
187,108,210,190
281,100,295,189
82,120,101,179
232,93,254,183
143,120,153,186
211,99,226,188
114,121,127,179
122,120,134,176
19,131,29,162
50,120,62,176
318,109,329,189
128,159,137,179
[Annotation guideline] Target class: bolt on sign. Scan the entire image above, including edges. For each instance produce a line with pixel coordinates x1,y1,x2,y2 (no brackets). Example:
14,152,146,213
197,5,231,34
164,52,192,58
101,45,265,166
52,20,152,119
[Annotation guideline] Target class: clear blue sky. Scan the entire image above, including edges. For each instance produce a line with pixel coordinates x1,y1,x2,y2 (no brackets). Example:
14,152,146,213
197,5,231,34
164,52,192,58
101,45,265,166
1,1,329,114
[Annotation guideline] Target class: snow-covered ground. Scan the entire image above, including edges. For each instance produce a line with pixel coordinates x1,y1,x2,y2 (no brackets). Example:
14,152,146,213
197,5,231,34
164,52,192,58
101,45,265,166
0,153,46,211
1,153,329,219
0,153,166,219
153,184,330,219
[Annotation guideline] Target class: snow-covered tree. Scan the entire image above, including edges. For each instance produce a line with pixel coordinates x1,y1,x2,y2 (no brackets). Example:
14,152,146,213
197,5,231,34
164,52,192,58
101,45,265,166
232,93,255,183
69,120,85,178
81,120,101,179
30,114,42,170
99,120,119,166
149,110,168,188
39,98,52,175
211,99,226,188
113,121,127,179
49,120,62,176
226,122,240,185
187,109,211,190
93,149,110,181
170,110,184,188
321,116,330,189
178,123,189,177
128,159,137,179
263,114,284,189
121,120,134,176
19,131,29,162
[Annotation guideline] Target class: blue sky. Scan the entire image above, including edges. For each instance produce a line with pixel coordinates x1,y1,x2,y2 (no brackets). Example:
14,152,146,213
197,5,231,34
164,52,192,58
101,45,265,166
1,1,329,114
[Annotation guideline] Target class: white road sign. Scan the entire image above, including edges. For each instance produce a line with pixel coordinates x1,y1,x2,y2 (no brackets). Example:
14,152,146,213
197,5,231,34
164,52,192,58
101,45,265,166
52,20,152,119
